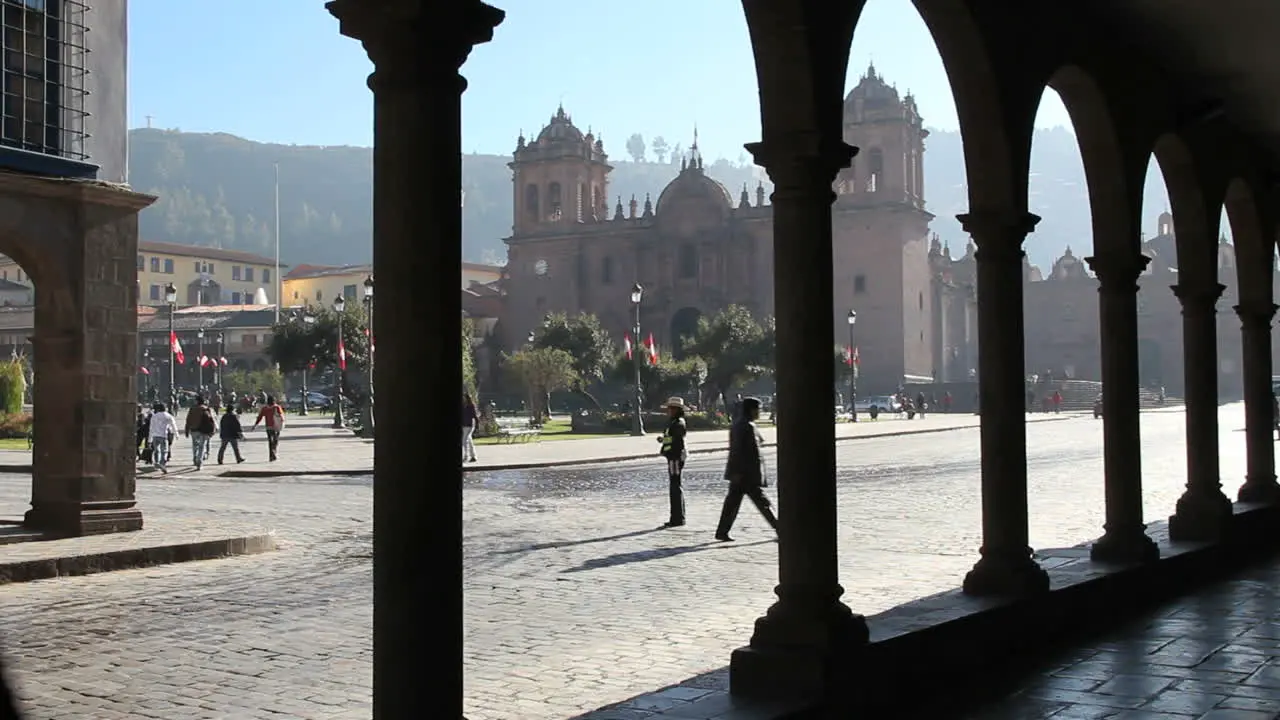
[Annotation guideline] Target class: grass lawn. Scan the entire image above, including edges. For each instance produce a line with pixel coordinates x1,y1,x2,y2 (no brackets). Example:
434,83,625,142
0,437,29,450
474,419,626,445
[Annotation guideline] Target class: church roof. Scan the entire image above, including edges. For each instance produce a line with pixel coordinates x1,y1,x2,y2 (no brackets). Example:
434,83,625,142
845,62,900,105
535,105,586,144
654,160,732,214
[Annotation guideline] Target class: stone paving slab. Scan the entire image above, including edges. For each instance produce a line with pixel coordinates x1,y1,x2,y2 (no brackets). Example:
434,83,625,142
0,515,276,585
0,405,1249,720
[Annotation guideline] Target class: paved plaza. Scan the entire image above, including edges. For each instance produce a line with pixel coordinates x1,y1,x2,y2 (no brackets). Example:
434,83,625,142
0,405,1242,719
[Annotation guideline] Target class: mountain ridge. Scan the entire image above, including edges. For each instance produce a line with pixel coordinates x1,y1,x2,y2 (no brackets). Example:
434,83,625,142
128,127,1175,273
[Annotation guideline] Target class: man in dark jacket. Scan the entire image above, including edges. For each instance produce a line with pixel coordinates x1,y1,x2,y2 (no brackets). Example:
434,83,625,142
658,396,689,528
715,397,778,541
217,406,245,465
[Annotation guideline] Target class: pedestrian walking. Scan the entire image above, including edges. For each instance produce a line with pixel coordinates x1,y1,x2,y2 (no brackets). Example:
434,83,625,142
462,393,479,463
253,396,285,462
714,397,778,541
183,395,216,470
147,402,177,473
217,405,246,465
657,396,688,528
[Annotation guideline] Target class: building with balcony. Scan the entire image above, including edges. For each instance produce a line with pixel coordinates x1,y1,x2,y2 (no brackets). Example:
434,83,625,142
0,240,281,308
137,305,277,396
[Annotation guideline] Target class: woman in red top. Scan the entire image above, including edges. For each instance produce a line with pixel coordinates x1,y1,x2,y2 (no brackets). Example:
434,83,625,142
253,396,285,461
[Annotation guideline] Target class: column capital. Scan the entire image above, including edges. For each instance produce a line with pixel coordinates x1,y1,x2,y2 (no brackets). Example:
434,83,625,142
956,210,1039,263
1086,253,1150,294
745,136,857,188
1172,282,1226,316
1234,301,1279,326
327,0,504,92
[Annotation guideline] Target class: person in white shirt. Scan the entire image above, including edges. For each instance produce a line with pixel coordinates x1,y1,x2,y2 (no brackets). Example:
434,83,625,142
147,403,177,473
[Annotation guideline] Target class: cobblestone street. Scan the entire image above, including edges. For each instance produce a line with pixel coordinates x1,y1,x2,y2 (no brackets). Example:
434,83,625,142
0,406,1246,719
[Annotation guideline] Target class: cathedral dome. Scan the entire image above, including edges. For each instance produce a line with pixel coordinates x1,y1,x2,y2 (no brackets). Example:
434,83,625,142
654,162,733,216
845,63,901,108
535,105,585,144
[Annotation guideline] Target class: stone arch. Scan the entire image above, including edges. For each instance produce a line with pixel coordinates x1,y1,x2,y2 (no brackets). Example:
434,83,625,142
1151,132,1220,279
1223,177,1271,302
1041,65,1139,255
669,306,701,360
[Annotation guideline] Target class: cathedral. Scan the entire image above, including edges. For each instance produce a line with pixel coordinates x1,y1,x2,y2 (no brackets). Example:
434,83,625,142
500,65,938,395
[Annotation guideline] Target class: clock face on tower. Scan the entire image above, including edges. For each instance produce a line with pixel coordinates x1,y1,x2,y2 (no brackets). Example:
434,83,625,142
534,259,549,276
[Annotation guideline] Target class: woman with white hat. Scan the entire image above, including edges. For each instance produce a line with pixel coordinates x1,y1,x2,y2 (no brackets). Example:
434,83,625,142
657,396,689,527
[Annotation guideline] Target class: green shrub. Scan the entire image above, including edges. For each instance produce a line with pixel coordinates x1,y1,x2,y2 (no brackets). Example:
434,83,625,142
0,360,24,415
601,410,730,432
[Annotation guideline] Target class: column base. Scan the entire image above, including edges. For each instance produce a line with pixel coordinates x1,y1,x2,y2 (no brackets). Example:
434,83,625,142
1090,529,1159,564
962,550,1049,596
729,592,869,701
1168,488,1233,542
1237,475,1280,504
24,500,143,537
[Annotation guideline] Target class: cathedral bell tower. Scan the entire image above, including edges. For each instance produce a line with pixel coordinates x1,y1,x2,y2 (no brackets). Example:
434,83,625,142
509,106,612,236
835,63,928,210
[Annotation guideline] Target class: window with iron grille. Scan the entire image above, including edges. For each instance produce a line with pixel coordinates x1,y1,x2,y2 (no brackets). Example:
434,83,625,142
0,0,89,161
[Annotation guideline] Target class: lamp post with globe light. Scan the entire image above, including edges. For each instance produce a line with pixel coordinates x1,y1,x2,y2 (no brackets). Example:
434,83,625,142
630,283,645,436
297,312,316,415
164,282,177,408
847,309,858,422
358,275,375,437
332,294,346,429
196,327,205,392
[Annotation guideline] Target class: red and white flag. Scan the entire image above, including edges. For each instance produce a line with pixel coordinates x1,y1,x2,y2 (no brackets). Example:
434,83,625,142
139,366,150,375
219,356,228,366
852,346,860,366
844,346,853,367
623,332,632,360
645,333,658,365
170,331,185,365
199,355,212,367
337,337,347,370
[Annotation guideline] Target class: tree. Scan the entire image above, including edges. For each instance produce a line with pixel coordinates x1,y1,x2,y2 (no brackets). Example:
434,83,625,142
267,303,370,375
625,133,647,163
683,305,770,407
463,316,478,399
503,347,576,423
651,136,669,164
531,312,614,410
222,368,284,397
612,354,707,410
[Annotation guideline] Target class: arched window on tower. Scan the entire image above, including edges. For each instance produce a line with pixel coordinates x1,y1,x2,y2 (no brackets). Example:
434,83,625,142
866,148,884,193
525,184,540,221
678,243,698,279
548,182,563,220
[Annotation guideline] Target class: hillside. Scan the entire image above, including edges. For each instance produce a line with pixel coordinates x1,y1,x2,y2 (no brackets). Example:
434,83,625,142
128,128,1171,272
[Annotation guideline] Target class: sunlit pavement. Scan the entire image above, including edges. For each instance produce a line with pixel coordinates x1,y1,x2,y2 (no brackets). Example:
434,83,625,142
0,404,1249,719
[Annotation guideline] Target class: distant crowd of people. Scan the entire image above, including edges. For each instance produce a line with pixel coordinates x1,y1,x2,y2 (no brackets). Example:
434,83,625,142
136,393,288,473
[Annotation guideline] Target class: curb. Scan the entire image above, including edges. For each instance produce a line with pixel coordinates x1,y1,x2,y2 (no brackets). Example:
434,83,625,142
0,533,277,586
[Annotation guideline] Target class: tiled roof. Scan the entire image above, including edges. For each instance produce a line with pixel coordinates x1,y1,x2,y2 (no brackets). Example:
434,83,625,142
139,307,277,333
462,261,503,273
0,279,29,292
139,240,283,267
0,306,32,331
284,263,371,280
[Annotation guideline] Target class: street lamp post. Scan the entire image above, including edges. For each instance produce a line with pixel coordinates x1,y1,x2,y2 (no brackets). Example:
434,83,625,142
847,309,858,423
216,333,225,395
358,275,375,437
299,312,316,415
332,294,346,429
630,283,645,436
164,282,177,408
142,348,151,400
196,328,205,393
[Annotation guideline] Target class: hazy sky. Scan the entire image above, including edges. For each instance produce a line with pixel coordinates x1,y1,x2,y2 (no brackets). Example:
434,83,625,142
129,0,1073,160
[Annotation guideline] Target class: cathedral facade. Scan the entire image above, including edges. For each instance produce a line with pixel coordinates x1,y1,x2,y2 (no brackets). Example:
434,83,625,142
501,66,938,395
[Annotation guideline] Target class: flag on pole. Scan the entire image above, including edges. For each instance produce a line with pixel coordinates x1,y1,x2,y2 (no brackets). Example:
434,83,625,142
337,337,347,370
199,355,211,367
219,356,228,366
170,331,185,365
623,332,632,360
645,333,658,365
139,366,150,375
852,346,860,366
844,346,853,366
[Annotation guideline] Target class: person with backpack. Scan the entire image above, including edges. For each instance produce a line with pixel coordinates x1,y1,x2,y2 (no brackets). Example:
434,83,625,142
253,395,285,462
183,395,217,470
217,405,246,465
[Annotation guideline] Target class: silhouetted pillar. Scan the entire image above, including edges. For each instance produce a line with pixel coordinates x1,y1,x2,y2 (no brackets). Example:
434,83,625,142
1085,253,1158,563
1168,281,1232,541
730,136,868,696
327,2,504,719
959,211,1050,596
1235,301,1279,503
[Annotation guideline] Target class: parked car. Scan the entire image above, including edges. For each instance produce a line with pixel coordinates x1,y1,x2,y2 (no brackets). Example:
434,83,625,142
854,395,902,414
286,390,333,410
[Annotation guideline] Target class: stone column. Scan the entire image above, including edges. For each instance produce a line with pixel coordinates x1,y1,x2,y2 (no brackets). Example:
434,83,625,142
958,211,1049,596
17,178,154,536
326,2,503,718
1235,300,1279,503
730,136,868,696
1168,281,1233,541
1085,253,1158,563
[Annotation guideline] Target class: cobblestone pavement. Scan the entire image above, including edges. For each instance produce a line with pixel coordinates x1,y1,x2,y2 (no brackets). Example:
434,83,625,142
0,405,1249,719
969,559,1280,720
